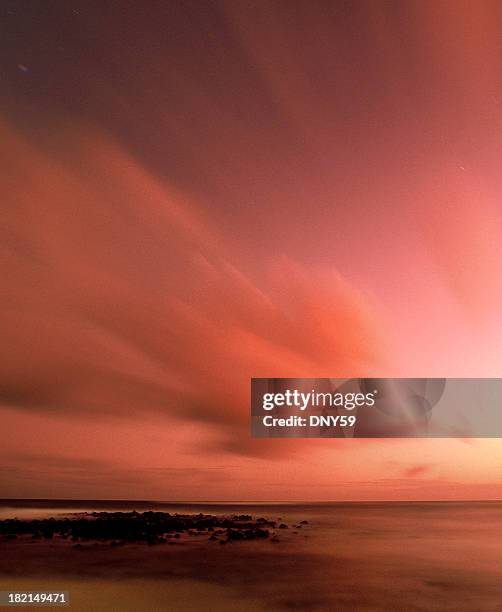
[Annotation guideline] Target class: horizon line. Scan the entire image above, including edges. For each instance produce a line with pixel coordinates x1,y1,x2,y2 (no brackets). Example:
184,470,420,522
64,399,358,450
2,497,502,505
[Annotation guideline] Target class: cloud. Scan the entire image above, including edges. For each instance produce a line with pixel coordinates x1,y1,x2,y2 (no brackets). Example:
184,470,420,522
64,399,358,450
0,450,239,499
419,167,502,320
0,121,385,457
402,464,432,478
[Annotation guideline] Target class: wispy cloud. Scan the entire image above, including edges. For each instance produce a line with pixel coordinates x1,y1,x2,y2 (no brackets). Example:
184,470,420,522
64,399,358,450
0,122,384,459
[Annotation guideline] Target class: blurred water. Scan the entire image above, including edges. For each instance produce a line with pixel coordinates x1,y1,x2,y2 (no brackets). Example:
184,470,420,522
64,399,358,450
1,500,502,610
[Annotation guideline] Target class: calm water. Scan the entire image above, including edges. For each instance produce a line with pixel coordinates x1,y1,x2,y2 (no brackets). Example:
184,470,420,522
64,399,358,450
1,500,502,611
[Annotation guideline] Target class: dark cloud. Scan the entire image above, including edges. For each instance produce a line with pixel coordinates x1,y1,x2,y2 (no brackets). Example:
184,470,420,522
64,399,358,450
402,464,432,478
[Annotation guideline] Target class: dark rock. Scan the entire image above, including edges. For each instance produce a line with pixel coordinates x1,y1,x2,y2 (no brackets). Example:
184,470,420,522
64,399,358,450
233,515,252,521
0,511,302,546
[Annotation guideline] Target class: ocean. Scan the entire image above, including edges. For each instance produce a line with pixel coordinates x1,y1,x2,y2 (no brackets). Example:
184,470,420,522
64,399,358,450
1,500,501,611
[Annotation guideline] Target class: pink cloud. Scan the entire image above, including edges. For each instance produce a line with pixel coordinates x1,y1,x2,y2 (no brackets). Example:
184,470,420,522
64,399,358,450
0,121,385,460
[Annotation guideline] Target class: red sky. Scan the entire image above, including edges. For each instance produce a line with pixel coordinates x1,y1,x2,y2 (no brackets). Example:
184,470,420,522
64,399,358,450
2,1,502,500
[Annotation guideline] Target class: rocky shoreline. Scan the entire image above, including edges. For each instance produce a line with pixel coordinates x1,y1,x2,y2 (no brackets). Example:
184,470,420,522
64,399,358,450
0,511,309,546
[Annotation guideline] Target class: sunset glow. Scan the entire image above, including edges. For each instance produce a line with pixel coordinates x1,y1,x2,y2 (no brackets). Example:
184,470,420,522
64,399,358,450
2,1,502,501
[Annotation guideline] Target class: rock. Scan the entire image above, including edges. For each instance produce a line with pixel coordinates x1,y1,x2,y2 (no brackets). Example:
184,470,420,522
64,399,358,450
0,511,306,546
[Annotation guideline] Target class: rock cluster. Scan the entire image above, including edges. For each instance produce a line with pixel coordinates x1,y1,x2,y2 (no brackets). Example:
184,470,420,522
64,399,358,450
0,511,296,546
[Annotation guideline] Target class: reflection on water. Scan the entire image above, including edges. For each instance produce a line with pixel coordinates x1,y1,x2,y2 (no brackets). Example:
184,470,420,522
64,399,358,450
1,501,502,611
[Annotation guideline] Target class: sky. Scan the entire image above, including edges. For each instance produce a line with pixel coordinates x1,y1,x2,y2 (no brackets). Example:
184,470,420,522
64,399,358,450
2,0,502,500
